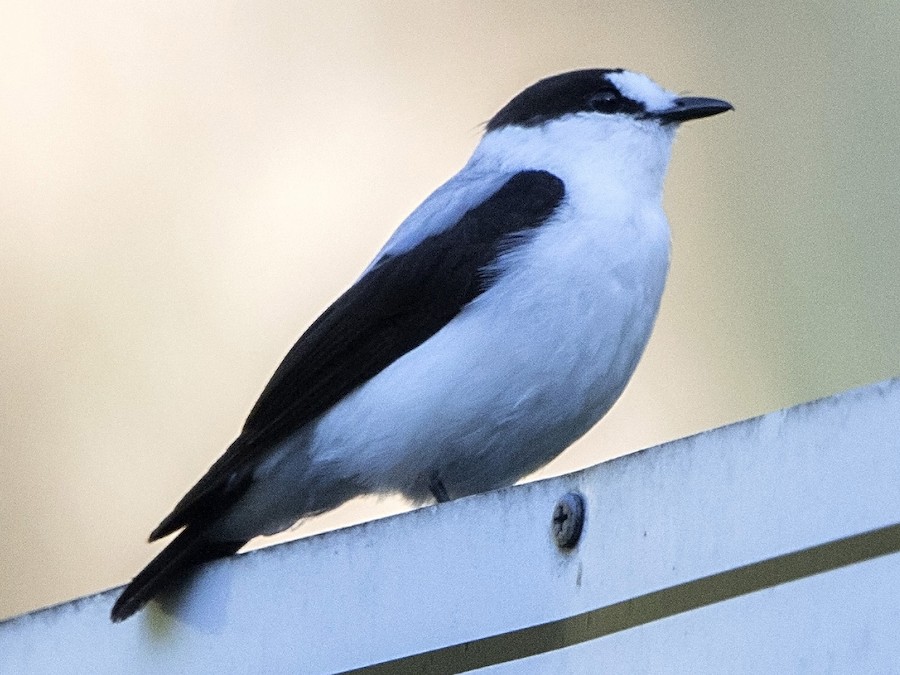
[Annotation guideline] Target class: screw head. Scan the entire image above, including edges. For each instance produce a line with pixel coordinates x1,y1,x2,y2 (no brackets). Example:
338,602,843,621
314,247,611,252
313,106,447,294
552,492,585,550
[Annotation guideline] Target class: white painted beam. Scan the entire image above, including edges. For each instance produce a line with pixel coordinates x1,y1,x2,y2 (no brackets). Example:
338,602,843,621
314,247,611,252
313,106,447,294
2,378,899,673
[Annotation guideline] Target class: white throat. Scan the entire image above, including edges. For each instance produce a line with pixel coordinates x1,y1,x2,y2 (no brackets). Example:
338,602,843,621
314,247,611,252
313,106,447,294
469,115,677,202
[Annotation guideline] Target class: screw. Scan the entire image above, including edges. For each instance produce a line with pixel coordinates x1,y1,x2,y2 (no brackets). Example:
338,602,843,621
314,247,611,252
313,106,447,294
552,492,585,550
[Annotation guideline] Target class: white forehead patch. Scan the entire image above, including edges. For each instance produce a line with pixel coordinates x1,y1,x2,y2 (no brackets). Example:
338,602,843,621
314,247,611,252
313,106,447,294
607,71,677,113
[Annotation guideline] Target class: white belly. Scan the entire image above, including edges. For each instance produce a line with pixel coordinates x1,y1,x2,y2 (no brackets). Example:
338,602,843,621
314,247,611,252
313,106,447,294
308,201,671,502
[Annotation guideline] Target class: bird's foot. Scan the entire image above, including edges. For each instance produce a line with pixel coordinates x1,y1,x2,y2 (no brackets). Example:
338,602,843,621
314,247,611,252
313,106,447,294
429,473,451,503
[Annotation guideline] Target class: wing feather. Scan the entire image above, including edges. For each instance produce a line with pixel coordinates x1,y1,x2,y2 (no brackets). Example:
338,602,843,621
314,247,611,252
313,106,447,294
150,170,565,541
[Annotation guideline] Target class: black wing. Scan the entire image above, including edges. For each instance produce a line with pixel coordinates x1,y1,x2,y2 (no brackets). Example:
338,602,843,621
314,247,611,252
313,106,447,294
149,170,565,540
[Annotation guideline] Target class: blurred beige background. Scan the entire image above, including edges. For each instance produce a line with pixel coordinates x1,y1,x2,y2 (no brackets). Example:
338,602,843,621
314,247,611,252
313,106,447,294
1,2,898,621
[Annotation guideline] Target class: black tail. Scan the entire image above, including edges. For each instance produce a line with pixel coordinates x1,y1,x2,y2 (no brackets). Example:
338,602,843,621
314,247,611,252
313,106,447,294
110,528,244,622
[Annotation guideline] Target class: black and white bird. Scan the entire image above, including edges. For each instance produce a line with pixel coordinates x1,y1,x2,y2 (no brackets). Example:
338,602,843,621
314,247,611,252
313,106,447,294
111,68,731,621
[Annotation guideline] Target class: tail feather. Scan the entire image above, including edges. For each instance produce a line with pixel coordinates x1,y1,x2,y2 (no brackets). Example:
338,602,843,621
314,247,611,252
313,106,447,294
111,528,244,622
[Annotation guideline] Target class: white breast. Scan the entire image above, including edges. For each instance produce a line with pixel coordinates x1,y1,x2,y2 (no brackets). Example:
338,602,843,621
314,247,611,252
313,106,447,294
308,163,670,501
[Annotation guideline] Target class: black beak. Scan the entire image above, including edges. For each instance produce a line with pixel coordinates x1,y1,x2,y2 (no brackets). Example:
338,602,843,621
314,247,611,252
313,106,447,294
655,96,733,124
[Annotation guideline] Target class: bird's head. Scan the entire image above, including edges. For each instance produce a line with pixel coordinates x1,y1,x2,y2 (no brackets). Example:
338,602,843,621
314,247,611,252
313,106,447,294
486,68,732,133
476,69,732,193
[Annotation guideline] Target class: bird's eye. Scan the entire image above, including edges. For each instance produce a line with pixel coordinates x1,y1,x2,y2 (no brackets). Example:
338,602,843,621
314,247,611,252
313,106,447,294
588,90,620,112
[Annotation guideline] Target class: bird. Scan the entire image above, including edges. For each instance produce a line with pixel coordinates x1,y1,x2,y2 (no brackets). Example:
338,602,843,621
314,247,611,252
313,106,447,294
111,68,732,622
